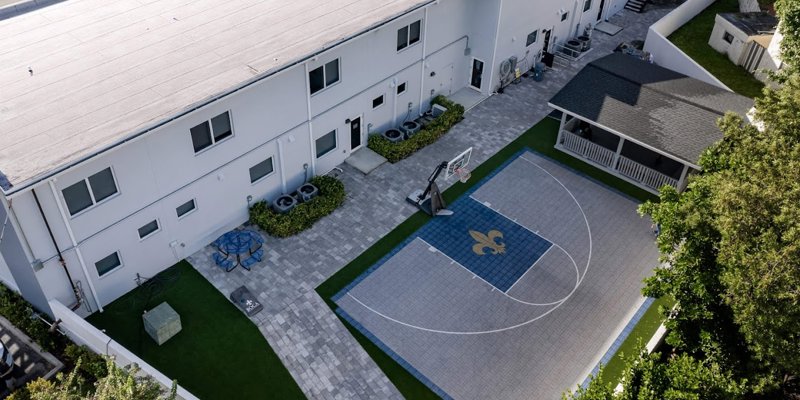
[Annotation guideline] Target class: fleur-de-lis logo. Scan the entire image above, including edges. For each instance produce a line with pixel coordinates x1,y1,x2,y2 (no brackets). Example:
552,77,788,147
469,230,506,255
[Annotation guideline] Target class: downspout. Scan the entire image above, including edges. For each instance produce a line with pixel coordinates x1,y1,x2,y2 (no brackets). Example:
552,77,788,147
47,180,103,312
304,62,316,176
488,0,505,94
277,138,287,193
31,189,82,311
417,6,430,116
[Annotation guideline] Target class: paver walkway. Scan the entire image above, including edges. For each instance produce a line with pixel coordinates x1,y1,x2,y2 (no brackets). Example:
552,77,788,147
188,7,674,400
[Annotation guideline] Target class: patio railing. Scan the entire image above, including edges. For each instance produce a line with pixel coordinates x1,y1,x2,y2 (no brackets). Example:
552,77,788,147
617,155,678,190
560,130,615,168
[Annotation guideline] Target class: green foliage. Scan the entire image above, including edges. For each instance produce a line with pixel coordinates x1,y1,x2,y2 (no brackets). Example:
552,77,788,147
567,350,747,400
638,70,800,395
368,96,465,163
776,0,800,77
63,344,108,382
249,175,345,238
0,285,58,351
10,358,176,400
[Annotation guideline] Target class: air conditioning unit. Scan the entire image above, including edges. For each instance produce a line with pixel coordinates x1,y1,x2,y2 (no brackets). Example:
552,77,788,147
499,56,518,87
296,183,319,202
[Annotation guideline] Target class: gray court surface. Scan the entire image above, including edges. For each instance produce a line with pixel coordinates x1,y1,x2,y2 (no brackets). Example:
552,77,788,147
334,151,659,399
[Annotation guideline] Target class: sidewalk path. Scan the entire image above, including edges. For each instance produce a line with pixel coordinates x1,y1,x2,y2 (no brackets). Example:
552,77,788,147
188,7,673,399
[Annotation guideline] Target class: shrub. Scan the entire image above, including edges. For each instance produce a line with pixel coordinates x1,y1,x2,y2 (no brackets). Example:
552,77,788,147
64,344,108,381
0,285,58,351
249,175,346,238
368,95,465,163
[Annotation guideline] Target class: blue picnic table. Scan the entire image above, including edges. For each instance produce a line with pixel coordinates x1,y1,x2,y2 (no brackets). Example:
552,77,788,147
212,230,264,272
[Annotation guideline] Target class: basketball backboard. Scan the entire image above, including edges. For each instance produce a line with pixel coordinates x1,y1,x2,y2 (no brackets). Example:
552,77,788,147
445,147,473,179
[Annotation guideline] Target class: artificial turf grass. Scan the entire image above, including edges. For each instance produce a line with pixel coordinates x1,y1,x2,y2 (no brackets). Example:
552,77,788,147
667,0,766,99
316,117,659,398
87,261,305,400
596,295,676,387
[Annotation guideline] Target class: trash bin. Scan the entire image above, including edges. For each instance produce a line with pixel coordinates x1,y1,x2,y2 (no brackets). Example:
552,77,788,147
533,62,545,82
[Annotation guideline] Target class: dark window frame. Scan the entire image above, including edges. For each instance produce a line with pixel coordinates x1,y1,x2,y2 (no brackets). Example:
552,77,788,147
396,82,407,95
315,130,337,158
137,219,160,240
526,31,538,46
249,157,275,184
372,94,385,109
723,31,734,44
62,167,119,216
583,0,592,12
561,12,569,21
191,111,233,153
176,199,197,219
309,59,340,95
95,251,122,277
397,20,422,51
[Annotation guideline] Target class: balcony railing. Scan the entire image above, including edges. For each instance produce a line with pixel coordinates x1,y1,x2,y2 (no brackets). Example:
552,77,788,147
560,130,615,168
616,155,678,191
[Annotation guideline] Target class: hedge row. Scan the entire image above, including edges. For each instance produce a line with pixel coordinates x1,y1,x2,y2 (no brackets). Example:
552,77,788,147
249,175,346,238
368,95,465,163
0,285,107,392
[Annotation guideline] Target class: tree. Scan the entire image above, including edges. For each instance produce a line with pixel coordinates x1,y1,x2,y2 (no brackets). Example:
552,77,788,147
8,357,177,400
564,350,747,400
775,0,800,78
638,56,800,396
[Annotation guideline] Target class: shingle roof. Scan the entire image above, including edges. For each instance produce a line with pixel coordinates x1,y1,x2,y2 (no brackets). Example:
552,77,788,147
0,0,430,193
548,53,753,166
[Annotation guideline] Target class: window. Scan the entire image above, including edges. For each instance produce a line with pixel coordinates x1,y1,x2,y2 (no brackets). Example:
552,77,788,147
372,94,384,109
191,111,233,153
315,130,337,158
723,31,734,44
396,82,407,95
561,12,569,21
397,20,422,51
583,0,592,12
62,167,118,216
526,31,538,46
176,199,196,218
309,59,340,95
95,252,122,277
249,157,274,183
137,220,160,240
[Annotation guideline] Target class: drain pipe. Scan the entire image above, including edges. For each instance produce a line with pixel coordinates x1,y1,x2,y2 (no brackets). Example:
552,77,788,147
47,180,103,312
31,189,82,311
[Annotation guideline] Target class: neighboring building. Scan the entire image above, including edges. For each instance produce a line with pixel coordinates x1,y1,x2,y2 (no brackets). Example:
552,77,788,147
709,12,781,81
0,0,622,316
548,53,753,194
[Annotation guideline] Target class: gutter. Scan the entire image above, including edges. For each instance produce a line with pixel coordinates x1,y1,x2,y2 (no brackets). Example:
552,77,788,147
2,0,436,198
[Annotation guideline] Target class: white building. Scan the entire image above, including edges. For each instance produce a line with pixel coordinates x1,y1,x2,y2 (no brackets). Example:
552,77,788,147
0,0,625,317
708,12,781,82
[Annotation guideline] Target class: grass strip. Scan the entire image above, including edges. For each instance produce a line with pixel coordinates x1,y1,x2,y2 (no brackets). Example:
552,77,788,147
88,261,305,400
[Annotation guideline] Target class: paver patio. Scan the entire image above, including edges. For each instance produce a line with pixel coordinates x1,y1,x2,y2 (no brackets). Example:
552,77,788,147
187,6,675,399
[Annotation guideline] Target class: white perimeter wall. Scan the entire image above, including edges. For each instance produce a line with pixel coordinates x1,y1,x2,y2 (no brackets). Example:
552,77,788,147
643,0,731,90
50,300,198,400
0,253,18,291
8,0,495,311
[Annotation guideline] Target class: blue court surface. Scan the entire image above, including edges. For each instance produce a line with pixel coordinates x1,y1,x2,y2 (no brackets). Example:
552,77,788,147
417,198,551,292
333,151,661,400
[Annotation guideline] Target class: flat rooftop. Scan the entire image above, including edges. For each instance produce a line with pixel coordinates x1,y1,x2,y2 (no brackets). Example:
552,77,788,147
0,0,428,193
719,12,778,36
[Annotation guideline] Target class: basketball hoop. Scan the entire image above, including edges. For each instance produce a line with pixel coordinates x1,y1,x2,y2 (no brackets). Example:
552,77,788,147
454,167,471,183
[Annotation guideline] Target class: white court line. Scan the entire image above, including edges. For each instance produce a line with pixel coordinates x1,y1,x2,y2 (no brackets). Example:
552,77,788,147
346,154,595,334
505,246,552,294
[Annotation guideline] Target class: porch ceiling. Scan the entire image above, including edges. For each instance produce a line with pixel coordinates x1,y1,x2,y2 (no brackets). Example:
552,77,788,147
548,53,753,167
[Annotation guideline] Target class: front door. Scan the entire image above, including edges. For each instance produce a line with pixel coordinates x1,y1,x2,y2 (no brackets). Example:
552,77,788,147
350,116,362,150
542,29,552,53
470,58,484,90
597,0,605,21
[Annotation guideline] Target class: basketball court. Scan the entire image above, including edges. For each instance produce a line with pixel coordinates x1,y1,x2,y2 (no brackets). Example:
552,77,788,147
333,150,659,399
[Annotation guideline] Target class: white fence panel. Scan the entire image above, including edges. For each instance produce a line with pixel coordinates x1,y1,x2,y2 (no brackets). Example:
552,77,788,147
49,300,199,400
617,156,678,190
644,0,731,90
560,130,616,168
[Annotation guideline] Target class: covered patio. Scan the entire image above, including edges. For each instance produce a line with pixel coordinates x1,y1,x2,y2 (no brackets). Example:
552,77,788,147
548,53,753,194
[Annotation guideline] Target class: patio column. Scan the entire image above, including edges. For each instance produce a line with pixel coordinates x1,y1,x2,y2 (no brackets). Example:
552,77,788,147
611,136,625,170
555,111,568,146
677,164,690,191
